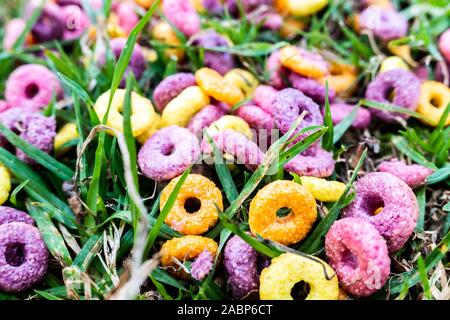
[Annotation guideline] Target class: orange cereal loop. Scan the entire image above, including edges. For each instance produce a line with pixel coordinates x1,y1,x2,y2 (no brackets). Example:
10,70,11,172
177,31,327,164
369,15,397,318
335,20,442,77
160,235,218,278
162,174,223,235
416,81,450,127
249,180,317,245
152,21,184,60
195,68,245,106
319,62,358,96
279,46,329,79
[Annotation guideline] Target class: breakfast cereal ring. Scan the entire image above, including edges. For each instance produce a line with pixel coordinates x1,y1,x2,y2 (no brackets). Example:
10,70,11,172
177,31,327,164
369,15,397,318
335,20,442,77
152,73,197,112
94,89,156,137
298,176,346,202
378,159,434,189
196,68,245,106
439,29,450,63
342,172,419,252
5,64,62,111
365,69,421,122
289,73,336,104
162,0,201,37
285,0,329,17
115,2,139,35
259,253,339,300
224,234,260,299
224,69,259,98
279,46,329,79
188,104,227,136
151,21,184,60
318,62,357,96
203,130,264,171
54,123,79,152
161,174,223,235
0,222,49,293
249,180,317,245
253,85,278,114
284,145,335,178
3,19,34,50
250,11,283,31
160,235,218,279
136,113,162,145
0,207,34,226
190,249,214,281
225,0,272,14
325,217,391,297
135,0,156,9
192,0,223,14
329,103,372,130
362,0,394,9
60,4,89,40
358,6,408,41
27,1,64,42
416,81,450,127
192,30,235,75
0,167,11,206
207,115,253,139
138,126,201,181
266,50,287,89
98,38,146,87
379,56,409,73
271,88,323,144
161,86,211,127
234,105,274,133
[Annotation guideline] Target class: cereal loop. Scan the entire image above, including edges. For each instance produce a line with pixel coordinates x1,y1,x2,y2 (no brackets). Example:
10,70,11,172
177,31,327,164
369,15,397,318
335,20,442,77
259,253,339,300
207,115,253,140
54,123,79,152
195,68,245,106
280,46,329,79
0,165,11,206
136,113,162,145
94,89,156,137
286,0,329,17
249,180,317,245
160,235,218,279
319,62,357,96
224,69,259,99
416,81,450,127
161,86,210,127
161,174,223,235
298,176,345,202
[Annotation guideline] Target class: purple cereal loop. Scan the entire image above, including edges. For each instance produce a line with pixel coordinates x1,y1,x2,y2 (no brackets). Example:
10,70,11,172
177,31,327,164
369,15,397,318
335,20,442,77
61,4,90,40
190,250,214,281
266,50,287,89
0,101,11,114
329,103,372,129
252,85,278,114
152,73,197,112
0,222,49,293
224,234,259,299
0,207,35,226
271,88,323,144
359,6,408,41
439,29,450,63
289,73,336,104
5,64,62,111
138,126,201,181
342,172,419,252
250,11,283,30
99,38,146,87
325,217,390,297
191,30,235,75
284,144,335,178
28,1,64,42
234,105,274,132
202,0,224,15
365,69,421,122
202,130,264,171
188,104,227,136
162,0,201,37
378,159,434,189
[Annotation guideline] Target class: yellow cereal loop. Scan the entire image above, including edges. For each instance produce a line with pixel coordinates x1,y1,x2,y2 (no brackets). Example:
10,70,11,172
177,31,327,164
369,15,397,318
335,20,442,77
0,163,11,205
298,176,345,202
54,123,79,151
94,89,156,137
224,69,259,99
286,0,329,17
136,113,162,144
417,81,450,127
319,62,357,96
208,115,253,140
279,45,328,79
280,17,306,39
152,21,184,60
388,44,418,67
161,86,210,127
190,0,206,12
260,253,339,300
195,68,245,106
135,0,158,9
107,13,127,38
379,56,409,73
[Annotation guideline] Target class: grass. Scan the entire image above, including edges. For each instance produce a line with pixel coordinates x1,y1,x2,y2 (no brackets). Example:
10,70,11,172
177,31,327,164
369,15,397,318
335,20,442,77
0,0,448,301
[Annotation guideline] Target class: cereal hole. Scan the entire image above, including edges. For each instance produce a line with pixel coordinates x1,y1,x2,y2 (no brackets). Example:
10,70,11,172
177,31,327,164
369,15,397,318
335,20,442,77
341,248,358,269
385,87,396,102
276,207,292,218
184,197,202,213
290,280,310,300
5,242,26,267
430,95,442,108
161,143,175,156
25,83,39,99
363,194,385,216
